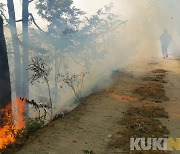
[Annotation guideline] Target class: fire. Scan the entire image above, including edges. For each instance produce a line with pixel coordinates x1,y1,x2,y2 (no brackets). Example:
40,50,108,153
13,98,26,130
0,98,26,149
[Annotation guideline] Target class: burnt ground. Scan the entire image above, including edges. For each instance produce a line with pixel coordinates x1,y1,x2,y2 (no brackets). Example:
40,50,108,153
14,57,180,154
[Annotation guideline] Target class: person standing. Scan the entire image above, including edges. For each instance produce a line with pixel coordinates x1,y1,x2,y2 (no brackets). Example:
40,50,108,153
160,29,172,59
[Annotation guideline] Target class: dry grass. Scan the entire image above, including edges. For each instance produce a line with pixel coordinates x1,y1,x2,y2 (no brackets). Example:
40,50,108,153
148,62,159,65
124,106,169,118
143,75,167,83
108,69,170,153
134,82,169,102
152,69,168,74
108,106,170,153
143,69,167,83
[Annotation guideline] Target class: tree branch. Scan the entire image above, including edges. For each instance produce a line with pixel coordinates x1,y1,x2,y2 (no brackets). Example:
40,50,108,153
0,10,9,23
29,0,34,3
16,19,22,22
66,51,85,67
29,13,46,33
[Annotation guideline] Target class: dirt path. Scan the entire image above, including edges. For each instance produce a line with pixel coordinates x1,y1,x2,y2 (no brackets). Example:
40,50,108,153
16,57,180,154
159,58,180,154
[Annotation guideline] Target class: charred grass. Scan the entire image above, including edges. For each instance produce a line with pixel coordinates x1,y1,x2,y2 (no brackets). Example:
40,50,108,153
108,69,170,154
134,82,169,102
124,106,169,119
151,69,168,74
143,69,168,83
143,74,167,83
135,69,169,102
108,106,170,153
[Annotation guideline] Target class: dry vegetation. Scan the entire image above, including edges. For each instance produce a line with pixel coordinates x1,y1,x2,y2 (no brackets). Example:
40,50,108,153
135,69,169,102
151,69,168,74
124,106,169,118
134,82,169,102
108,69,170,154
143,74,167,83
143,69,168,83
108,106,170,154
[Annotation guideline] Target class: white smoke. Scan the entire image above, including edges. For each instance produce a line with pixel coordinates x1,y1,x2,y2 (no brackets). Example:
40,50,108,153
3,0,180,116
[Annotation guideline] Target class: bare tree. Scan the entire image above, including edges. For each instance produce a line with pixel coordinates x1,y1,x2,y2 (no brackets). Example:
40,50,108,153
7,0,22,97
22,0,29,97
58,72,88,103
28,57,53,119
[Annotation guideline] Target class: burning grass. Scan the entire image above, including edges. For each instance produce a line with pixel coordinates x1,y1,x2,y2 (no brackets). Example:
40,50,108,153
108,106,170,153
2,118,44,154
0,105,16,149
0,98,26,150
0,98,46,153
134,82,169,102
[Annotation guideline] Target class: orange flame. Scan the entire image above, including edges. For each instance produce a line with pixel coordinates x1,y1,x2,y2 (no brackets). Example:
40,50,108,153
13,98,26,130
0,98,26,149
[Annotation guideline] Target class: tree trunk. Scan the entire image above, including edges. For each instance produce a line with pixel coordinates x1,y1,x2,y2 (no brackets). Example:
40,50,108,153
0,16,12,109
7,0,22,97
22,0,29,118
54,55,60,104
54,59,58,104
54,52,61,104
22,0,29,98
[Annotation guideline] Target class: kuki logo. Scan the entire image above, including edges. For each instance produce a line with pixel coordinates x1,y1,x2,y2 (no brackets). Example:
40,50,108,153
130,138,180,151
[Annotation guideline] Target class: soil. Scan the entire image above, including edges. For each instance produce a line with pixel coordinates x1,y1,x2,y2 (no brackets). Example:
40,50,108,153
11,57,180,154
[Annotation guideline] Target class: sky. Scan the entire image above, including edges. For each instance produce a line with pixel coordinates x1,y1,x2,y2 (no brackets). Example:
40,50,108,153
1,0,180,33
74,0,133,17
1,0,133,28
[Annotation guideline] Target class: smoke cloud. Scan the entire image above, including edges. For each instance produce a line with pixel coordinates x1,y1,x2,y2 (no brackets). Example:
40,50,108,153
3,0,180,116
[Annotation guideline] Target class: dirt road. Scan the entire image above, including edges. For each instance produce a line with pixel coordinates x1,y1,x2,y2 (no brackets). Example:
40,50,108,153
16,57,180,154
